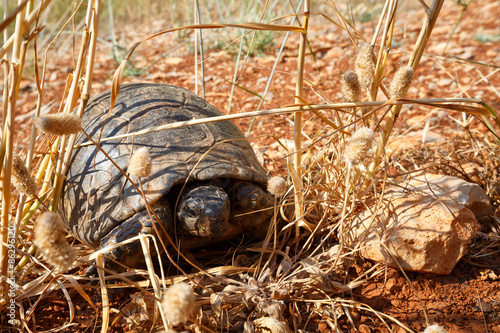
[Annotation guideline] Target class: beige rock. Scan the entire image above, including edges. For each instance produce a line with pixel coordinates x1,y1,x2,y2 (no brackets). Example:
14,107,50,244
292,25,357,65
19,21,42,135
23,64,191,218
386,131,444,152
325,46,346,59
350,192,479,274
164,57,185,65
404,174,493,219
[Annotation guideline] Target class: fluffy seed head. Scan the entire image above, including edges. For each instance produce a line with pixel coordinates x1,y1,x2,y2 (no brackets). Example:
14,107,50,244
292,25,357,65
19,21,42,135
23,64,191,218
254,317,291,333
354,42,375,88
389,66,414,99
35,212,77,271
423,324,448,333
36,113,82,135
344,127,375,166
129,147,152,178
12,153,37,195
161,282,195,326
341,70,361,103
268,176,287,197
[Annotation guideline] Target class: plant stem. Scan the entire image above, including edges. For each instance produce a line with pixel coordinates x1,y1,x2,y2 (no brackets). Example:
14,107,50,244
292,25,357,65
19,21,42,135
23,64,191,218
442,0,473,55
293,0,309,227
369,0,445,180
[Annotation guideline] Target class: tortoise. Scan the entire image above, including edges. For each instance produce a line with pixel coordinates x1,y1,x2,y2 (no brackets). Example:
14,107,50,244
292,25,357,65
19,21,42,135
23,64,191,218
62,83,274,272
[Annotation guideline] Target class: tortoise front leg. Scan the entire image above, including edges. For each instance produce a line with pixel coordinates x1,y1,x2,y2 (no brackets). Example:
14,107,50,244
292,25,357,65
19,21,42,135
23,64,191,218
228,181,274,239
85,198,173,276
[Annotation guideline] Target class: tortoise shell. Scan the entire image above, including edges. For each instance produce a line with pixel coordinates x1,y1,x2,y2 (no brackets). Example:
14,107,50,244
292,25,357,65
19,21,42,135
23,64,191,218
62,83,268,248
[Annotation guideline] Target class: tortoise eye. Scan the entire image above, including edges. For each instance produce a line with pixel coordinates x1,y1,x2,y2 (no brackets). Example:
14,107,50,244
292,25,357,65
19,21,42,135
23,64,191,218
185,199,201,218
186,206,197,218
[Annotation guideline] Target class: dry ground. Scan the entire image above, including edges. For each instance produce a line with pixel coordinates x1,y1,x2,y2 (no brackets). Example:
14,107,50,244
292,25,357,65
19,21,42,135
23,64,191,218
7,0,500,332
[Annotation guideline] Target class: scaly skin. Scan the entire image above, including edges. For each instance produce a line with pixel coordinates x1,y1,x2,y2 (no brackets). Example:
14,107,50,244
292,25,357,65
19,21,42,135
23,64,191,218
228,181,274,239
85,198,173,276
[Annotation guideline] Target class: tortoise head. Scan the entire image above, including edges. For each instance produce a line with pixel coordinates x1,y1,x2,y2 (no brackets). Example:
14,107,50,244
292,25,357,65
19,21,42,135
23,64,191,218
177,183,230,237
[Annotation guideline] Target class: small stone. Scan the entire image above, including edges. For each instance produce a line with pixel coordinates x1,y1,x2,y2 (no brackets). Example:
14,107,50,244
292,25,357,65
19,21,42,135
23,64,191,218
459,49,474,60
392,326,407,333
326,46,344,59
486,49,497,58
427,82,438,90
461,76,472,85
427,41,447,54
437,78,453,87
164,57,184,65
386,130,444,152
358,324,371,333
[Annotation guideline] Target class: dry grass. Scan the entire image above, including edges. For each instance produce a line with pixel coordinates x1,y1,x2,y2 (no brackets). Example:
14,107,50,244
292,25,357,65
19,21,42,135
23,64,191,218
1,0,499,332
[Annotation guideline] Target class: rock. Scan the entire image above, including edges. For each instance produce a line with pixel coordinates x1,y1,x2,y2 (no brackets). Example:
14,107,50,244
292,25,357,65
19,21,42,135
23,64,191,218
437,78,453,87
386,130,445,152
350,173,491,274
491,325,500,333
349,192,480,274
427,82,438,90
325,46,345,59
164,57,184,65
404,174,493,220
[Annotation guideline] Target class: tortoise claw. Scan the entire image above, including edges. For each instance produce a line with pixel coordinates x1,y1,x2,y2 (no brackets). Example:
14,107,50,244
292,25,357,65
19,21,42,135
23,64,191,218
84,263,98,277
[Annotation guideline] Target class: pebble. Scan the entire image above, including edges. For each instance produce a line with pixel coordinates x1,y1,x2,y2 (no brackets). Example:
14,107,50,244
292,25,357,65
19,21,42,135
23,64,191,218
358,324,372,333
437,78,453,87
427,82,438,90
325,46,345,59
461,76,472,84
486,49,497,57
164,57,184,65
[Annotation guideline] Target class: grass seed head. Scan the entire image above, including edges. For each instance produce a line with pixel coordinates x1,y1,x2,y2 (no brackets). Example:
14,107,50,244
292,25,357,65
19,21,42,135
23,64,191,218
35,212,77,272
354,42,375,88
423,324,448,333
341,70,361,103
36,113,82,136
161,282,195,326
389,66,414,99
129,147,152,178
12,153,37,195
344,127,375,166
268,176,287,197
254,317,291,333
